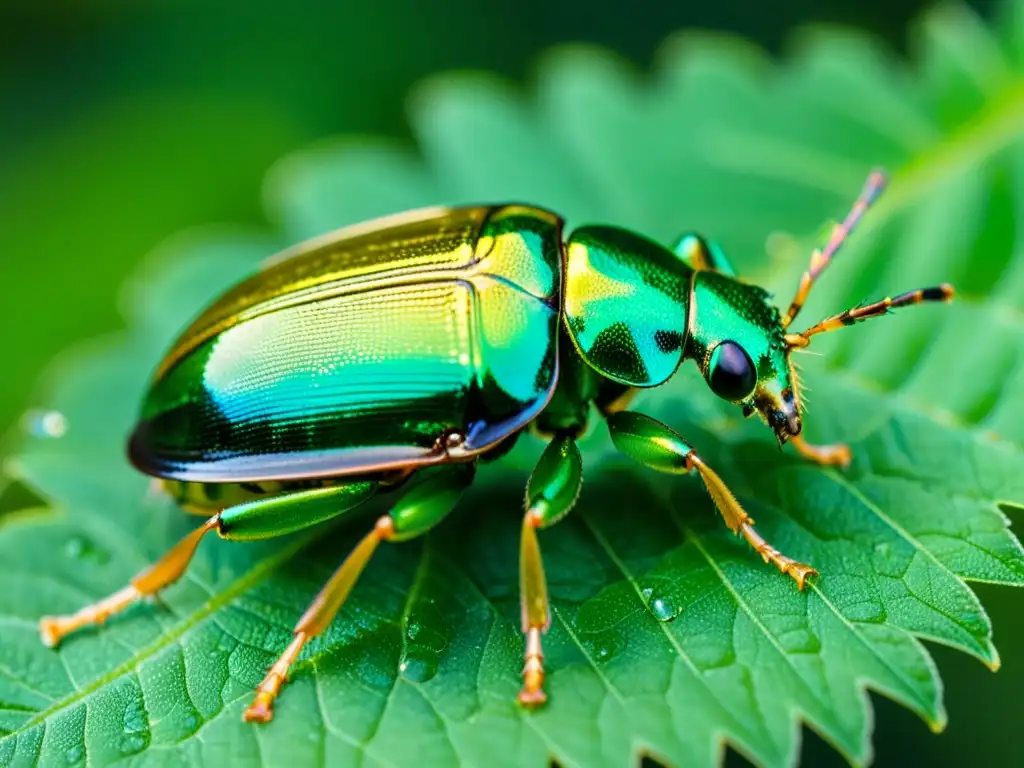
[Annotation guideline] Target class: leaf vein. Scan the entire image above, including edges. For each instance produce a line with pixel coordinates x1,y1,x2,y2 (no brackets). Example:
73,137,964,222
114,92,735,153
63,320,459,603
0,529,320,747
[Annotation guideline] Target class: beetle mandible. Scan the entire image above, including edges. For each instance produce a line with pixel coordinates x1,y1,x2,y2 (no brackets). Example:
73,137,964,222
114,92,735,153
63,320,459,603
38,169,954,721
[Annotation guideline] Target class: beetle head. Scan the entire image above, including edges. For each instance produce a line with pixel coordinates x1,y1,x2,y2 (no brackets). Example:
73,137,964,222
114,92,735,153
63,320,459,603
687,270,801,445
685,169,954,447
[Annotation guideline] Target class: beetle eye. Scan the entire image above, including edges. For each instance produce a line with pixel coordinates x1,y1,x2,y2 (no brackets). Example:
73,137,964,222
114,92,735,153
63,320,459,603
707,341,757,401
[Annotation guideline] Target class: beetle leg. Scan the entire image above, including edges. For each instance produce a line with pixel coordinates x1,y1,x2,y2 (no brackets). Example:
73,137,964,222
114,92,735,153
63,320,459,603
517,436,583,708
244,518,390,724
39,516,220,647
789,434,852,469
595,381,639,417
671,233,738,276
38,481,379,649
607,411,817,590
243,464,474,723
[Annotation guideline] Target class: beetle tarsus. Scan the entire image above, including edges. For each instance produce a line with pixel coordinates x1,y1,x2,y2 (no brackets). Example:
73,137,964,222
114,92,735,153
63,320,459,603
790,435,852,469
738,521,818,590
38,517,219,651
517,522,551,709
240,525,387,723
243,633,307,723
688,452,818,589
38,584,142,647
242,696,275,724
517,627,547,708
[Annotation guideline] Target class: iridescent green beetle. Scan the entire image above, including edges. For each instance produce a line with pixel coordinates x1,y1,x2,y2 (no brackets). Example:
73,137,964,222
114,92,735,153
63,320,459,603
38,170,953,722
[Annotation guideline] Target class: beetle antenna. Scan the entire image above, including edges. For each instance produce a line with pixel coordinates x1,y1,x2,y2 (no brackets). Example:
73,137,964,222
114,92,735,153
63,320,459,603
785,284,955,348
781,169,888,329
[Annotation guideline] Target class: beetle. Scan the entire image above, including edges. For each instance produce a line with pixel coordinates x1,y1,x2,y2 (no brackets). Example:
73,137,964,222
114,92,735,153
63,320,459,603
38,169,953,722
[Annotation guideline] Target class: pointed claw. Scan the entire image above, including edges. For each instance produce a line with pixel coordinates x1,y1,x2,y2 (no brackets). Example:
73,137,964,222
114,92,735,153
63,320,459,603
242,633,305,723
791,436,852,469
517,661,547,708
242,693,276,723
516,627,548,709
819,444,852,469
784,562,819,591
517,686,548,709
39,617,64,648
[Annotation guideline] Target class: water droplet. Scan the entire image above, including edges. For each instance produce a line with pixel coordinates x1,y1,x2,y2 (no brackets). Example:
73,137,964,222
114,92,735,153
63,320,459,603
64,536,110,565
650,596,681,622
181,713,199,731
123,700,147,735
398,650,439,683
398,604,446,683
64,745,84,765
117,698,150,755
406,621,421,641
581,629,627,664
21,409,67,439
640,584,682,622
118,735,146,756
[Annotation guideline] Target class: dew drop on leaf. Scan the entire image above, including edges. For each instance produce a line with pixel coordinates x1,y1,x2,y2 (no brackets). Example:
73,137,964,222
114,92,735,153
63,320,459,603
406,620,421,641
399,650,439,683
649,597,682,622
64,745,83,765
123,699,148,735
640,585,682,622
118,735,147,757
580,629,627,664
398,605,446,682
120,698,151,754
21,409,68,439
64,536,110,565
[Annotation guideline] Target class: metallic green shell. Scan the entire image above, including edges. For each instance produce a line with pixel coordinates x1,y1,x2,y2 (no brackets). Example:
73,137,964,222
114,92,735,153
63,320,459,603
562,225,693,387
129,205,564,482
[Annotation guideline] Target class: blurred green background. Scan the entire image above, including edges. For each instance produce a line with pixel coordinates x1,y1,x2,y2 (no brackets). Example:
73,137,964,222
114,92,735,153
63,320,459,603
2,0,1014,766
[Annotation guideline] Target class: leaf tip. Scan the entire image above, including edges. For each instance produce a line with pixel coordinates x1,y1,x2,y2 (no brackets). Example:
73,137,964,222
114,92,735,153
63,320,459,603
534,42,640,84
972,637,1002,672
656,28,771,79
928,712,949,734
407,70,519,123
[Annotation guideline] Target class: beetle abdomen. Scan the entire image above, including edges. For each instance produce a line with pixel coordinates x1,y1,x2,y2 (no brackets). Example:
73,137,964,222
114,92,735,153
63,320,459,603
129,205,564,483
159,478,321,514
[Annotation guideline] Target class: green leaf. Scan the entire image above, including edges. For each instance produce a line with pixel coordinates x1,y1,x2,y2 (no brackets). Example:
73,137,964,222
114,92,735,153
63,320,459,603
3,1,1024,766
